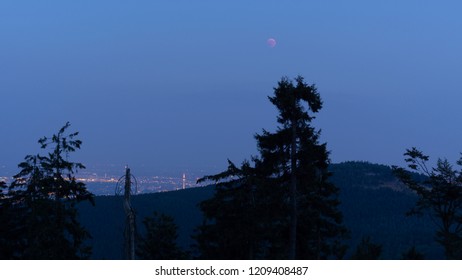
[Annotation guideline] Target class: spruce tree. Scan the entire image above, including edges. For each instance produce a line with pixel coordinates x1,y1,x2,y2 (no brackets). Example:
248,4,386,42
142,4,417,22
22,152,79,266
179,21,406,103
4,122,94,259
256,76,347,259
195,76,348,259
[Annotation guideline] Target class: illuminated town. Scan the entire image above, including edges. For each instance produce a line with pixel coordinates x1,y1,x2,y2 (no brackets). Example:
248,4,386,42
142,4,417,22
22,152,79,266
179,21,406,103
0,168,201,196
76,173,200,195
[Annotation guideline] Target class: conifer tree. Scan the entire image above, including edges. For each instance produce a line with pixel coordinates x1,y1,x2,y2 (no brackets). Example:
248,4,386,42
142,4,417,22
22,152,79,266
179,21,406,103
4,122,94,259
195,76,348,259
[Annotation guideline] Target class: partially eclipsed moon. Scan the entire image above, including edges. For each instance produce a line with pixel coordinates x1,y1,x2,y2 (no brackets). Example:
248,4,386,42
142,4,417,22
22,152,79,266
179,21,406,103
267,38,276,48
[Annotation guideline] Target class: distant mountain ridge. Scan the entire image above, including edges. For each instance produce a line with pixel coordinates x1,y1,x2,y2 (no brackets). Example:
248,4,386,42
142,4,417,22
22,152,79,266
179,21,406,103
78,161,443,259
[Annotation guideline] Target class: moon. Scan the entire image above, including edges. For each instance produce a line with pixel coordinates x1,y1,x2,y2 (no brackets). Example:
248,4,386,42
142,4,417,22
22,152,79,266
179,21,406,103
267,38,276,48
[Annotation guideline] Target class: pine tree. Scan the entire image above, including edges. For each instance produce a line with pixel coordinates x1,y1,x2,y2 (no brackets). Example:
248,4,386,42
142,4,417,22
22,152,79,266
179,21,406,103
4,122,94,259
195,76,348,259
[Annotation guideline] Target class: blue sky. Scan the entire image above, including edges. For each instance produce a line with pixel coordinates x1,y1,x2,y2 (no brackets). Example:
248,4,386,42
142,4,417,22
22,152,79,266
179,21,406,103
1,1,462,175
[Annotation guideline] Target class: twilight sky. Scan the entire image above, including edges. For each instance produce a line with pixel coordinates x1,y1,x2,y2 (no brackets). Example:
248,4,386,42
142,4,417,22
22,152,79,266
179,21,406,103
1,1,462,175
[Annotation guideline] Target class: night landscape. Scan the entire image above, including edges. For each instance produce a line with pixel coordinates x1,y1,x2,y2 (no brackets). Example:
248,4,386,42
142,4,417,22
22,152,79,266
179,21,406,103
2,1,462,261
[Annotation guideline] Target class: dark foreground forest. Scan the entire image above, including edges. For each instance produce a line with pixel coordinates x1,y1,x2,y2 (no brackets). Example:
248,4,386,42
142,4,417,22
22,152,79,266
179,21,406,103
77,161,442,260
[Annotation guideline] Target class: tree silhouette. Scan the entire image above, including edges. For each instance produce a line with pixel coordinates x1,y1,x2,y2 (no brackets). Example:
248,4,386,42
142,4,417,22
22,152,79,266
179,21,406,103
194,160,272,259
0,181,18,259
195,76,348,259
3,122,94,259
401,246,424,260
136,212,187,259
350,237,382,260
393,147,462,259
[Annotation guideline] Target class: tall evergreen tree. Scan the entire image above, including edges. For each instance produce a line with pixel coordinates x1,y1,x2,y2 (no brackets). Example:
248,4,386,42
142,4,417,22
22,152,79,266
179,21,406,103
3,122,94,259
195,76,348,259
393,148,462,259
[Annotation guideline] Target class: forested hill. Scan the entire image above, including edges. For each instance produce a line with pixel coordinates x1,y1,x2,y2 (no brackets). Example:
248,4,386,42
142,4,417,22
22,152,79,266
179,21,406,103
78,161,443,259
330,162,440,259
